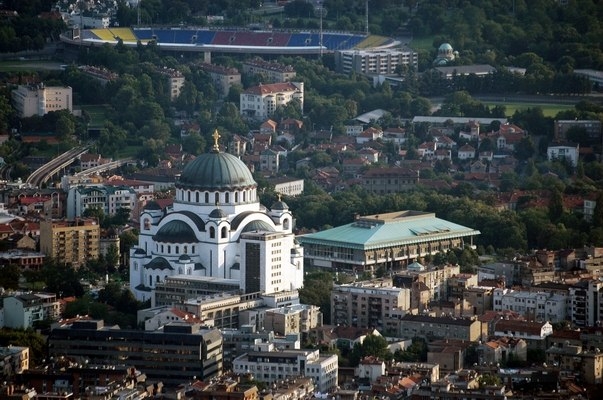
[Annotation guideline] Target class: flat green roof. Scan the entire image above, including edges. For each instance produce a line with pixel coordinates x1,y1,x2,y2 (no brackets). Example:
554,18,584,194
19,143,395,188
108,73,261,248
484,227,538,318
298,210,480,251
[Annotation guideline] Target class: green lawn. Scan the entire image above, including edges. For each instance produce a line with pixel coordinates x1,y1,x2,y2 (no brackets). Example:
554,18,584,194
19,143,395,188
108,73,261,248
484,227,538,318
409,36,436,52
484,101,575,118
0,60,64,72
81,104,111,128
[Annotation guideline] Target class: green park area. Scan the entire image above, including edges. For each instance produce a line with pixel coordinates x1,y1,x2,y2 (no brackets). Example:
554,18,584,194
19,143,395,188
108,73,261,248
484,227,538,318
484,101,576,118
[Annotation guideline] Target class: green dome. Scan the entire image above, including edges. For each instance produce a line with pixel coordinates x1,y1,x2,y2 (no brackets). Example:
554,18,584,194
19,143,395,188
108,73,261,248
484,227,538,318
177,150,256,191
153,220,198,243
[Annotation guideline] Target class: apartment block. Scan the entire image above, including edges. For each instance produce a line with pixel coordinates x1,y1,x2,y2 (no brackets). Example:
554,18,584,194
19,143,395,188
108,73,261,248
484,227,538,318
242,58,297,83
66,185,137,220
397,314,481,341
3,293,60,329
12,84,73,118
198,63,241,97
492,288,568,323
48,320,223,386
232,342,338,393
335,49,418,75
331,278,410,330
39,218,100,267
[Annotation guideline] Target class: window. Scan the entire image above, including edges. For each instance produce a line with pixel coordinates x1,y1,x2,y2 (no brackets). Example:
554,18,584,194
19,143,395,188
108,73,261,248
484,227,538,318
210,227,215,238
205,193,209,203
221,226,227,238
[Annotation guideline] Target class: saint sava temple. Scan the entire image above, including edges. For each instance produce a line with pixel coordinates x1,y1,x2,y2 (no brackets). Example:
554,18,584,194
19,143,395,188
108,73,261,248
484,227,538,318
128,131,480,304
129,131,305,302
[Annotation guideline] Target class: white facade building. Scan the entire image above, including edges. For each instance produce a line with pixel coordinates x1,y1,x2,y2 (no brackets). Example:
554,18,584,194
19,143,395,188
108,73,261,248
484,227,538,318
233,343,338,393
11,84,73,118
3,293,60,329
240,82,304,119
492,288,568,323
335,48,419,75
66,185,137,219
129,131,304,302
547,142,579,167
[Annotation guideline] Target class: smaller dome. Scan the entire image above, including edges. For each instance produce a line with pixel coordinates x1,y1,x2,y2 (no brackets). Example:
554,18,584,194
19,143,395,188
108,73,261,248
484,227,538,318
153,220,198,243
144,200,162,210
439,43,453,51
144,257,173,270
179,254,191,262
241,220,275,233
209,208,227,219
134,248,146,255
271,200,289,211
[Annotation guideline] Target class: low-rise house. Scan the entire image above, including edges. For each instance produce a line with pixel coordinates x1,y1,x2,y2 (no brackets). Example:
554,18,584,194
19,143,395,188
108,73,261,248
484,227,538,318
494,319,553,350
547,141,579,167
477,337,527,365
356,127,383,144
457,144,476,160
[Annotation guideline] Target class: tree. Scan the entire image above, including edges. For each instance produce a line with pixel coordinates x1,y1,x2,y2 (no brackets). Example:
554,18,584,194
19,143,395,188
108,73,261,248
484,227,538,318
514,137,536,161
350,334,391,366
548,188,564,222
592,192,603,228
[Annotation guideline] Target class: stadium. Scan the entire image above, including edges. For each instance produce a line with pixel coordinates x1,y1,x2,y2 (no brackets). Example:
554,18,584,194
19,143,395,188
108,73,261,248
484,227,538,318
60,26,399,55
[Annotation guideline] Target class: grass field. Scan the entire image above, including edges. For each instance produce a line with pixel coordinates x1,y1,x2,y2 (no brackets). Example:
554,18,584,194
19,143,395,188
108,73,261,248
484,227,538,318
0,60,64,72
81,104,111,128
483,101,575,118
409,36,436,52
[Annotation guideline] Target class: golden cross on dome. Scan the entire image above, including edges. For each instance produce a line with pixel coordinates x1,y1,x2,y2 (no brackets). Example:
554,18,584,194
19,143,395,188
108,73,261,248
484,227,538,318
277,193,282,202
212,129,221,151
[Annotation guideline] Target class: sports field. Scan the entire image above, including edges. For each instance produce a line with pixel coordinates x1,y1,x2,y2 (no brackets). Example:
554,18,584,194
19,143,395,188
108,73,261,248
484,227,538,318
81,104,110,129
483,101,575,118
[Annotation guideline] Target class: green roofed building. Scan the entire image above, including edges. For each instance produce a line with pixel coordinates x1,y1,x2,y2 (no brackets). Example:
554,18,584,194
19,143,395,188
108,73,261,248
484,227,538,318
298,210,480,273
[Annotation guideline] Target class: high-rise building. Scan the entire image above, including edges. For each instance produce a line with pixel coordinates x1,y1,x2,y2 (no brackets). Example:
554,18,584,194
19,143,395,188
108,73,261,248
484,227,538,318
39,218,100,267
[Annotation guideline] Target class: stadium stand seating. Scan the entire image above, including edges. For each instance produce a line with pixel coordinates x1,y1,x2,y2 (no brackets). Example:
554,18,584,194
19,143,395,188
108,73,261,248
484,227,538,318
91,29,118,41
109,28,137,41
78,28,373,54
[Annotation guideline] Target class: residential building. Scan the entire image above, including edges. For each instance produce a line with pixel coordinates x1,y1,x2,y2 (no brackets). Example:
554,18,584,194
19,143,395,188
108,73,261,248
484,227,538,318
240,82,304,119
462,286,494,317
397,314,481,341
477,337,527,365
569,280,603,327
232,343,338,393
493,320,553,350
457,144,476,160
395,263,461,307
554,119,601,142
492,288,568,323
198,63,241,97
39,218,100,267
433,64,496,79
12,84,73,118
242,58,297,83
547,142,580,167
48,320,223,386
266,177,304,197
3,293,60,329
159,67,185,101
129,131,304,303
0,250,46,271
0,346,29,377
331,278,410,330
300,211,480,273
66,185,137,219
546,344,603,384
360,167,420,194
335,49,418,75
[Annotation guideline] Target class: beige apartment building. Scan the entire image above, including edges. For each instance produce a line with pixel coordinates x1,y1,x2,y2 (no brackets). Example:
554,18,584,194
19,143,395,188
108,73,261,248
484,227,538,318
198,63,241,97
242,58,296,83
39,218,100,267
331,278,411,330
12,84,73,118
